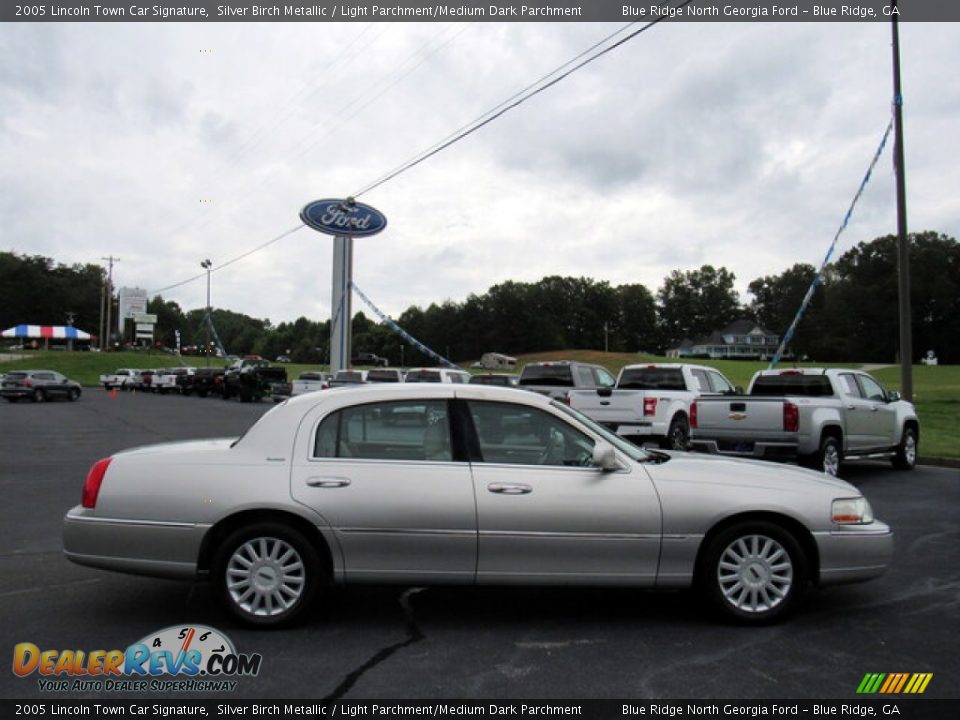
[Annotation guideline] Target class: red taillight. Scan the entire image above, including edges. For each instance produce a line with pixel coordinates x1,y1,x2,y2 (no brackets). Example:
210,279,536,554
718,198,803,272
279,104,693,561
690,402,698,429
23,379,32,388
82,458,112,509
643,397,658,416
783,402,799,433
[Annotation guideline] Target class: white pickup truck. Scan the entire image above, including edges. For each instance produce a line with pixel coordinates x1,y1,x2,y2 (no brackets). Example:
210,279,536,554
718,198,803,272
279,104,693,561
99,368,141,390
272,371,333,402
689,368,920,476
568,363,738,450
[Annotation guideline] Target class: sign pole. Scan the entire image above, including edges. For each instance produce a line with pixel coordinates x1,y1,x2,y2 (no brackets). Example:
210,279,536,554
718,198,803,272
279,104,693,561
330,235,353,374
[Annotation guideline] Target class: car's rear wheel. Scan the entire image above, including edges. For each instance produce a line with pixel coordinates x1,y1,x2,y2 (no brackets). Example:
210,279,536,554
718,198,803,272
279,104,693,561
701,521,806,624
891,426,918,471
212,523,320,627
802,434,842,476
32,389,44,403
661,416,690,451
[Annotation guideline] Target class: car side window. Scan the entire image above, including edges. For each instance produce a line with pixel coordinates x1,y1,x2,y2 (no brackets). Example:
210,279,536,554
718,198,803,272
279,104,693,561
596,368,616,388
839,373,862,397
449,373,465,384
467,401,595,468
575,367,593,385
707,372,734,394
690,369,710,392
857,375,887,402
314,400,452,462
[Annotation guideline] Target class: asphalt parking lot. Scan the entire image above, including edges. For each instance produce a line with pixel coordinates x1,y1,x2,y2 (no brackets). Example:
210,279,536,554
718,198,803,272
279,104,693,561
1,390,957,700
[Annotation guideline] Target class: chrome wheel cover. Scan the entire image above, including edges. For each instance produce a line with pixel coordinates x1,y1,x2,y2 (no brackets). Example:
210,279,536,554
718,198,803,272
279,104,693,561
717,534,793,614
822,443,840,476
904,432,917,465
226,537,306,617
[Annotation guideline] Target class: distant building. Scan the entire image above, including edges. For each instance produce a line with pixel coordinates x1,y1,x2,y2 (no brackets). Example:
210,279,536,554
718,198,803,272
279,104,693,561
667,319,782,360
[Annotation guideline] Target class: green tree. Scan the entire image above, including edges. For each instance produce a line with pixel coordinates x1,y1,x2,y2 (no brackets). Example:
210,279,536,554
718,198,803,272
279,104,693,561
657,265,741,350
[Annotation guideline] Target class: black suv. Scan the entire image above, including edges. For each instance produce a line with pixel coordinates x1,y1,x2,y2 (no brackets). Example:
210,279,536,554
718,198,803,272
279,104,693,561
2,370,82,402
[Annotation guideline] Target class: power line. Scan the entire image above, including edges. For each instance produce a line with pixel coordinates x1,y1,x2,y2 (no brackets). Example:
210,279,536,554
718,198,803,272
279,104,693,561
354,3,696,197
147,10,692,299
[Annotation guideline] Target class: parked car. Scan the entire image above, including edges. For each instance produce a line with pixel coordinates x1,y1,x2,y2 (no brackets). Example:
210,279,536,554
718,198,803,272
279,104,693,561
517,360,617,401
99,368,141,390
180,367,225,398
152,367,195,394
329,369,367,387
366,368,404,383
64,384,892,627
568,363,738,450
353,352,388,367
469,373,519,387
221,357,287,402
3,370,82,402
690,368,920,476
273,371,333,402
276,355,292,363
404,367,471,384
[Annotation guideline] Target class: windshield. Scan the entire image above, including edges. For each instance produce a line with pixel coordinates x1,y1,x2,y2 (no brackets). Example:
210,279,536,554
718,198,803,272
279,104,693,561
519,365,574,387
551,400,651,463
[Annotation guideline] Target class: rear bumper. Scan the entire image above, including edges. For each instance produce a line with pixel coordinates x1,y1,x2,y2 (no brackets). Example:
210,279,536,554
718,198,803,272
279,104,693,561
63,506,207,580
1,388,32,398
691,438,800,461
813,522,894,585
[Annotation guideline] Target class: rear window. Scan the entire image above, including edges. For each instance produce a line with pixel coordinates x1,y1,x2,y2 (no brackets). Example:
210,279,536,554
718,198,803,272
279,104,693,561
335,371,364,382
406,370,441,383
470,374,512,386
618,368,685,391
751,374,834,397
367,370,400,382
518,365,574,387
300,372,324,381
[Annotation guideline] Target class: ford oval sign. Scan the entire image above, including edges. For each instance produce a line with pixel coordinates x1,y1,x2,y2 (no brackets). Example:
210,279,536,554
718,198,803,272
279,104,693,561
300,198,387,238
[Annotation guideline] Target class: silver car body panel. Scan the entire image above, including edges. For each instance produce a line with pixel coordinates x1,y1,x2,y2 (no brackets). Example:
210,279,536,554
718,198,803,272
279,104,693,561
63,384,893,592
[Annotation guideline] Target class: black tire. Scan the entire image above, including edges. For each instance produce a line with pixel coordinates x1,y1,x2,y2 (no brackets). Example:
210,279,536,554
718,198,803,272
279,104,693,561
661,415,690,451
211,522,321,628
32,389,44,403
68,388,80,402
801,434,842,477
891,426,918,471
700,521,807,624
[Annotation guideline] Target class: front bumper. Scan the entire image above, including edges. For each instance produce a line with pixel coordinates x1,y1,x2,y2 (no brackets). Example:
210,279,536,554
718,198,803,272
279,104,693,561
813,521,894,585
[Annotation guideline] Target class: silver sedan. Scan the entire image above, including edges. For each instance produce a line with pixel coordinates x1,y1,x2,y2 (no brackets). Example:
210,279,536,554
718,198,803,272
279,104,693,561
63,384,892,626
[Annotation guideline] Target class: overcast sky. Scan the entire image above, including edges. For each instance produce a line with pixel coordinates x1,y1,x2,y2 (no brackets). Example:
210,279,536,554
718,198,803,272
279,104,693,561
1,20,958,328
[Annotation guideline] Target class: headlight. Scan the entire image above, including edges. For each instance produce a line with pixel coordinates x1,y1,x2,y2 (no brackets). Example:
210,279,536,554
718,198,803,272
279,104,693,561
832,497,874,525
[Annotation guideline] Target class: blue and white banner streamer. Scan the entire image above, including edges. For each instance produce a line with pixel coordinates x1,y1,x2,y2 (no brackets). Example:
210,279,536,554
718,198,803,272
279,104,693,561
770,117,894,369
350,281,459,369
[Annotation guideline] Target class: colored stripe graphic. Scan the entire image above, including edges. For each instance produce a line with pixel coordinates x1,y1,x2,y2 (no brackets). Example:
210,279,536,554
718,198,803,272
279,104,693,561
857,673,932,694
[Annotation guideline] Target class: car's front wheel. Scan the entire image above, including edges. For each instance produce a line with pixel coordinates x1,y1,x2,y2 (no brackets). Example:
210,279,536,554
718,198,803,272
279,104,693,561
68,388,80,401
701,522,807,624
212,523,321,627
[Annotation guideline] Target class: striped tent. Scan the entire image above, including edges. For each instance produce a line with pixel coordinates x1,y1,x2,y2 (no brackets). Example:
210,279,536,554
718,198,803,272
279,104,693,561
2,325,92,340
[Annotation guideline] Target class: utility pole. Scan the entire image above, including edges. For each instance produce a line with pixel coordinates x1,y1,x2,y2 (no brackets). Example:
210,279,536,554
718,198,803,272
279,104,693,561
101,256,119,350
201,259,213,367
891,0,913,400
604,322,609,353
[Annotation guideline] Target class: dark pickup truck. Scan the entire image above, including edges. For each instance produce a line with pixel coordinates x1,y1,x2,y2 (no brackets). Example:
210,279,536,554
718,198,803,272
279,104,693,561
221,358,287,402
180,367,225,398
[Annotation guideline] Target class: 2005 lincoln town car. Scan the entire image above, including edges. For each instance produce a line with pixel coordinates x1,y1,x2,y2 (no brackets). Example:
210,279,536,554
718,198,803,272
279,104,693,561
63,384,893,626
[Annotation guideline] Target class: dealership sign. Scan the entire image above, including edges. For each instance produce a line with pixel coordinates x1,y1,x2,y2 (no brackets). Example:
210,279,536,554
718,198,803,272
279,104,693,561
300,198,387,237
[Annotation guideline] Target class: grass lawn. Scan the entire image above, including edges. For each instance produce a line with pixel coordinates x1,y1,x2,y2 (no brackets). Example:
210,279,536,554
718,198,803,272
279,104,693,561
2,349,956,459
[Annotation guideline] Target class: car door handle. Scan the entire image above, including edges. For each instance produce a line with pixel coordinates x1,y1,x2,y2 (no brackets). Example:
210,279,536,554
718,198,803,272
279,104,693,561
306,477,352,488
847,405,856,410
488,482,533,495
870,406,879,412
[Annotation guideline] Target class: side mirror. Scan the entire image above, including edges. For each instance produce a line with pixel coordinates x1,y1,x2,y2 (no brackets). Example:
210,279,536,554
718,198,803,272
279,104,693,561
735,386,744,395
597,386,613,397
886,390,901,403
592,442,619,472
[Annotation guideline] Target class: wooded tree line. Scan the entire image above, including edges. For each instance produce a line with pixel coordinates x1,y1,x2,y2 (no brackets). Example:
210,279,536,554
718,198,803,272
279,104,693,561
1,231,956,364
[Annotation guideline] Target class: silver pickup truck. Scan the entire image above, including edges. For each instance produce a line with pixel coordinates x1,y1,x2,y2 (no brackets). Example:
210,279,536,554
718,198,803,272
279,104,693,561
690,368,920,476
568,363,738,450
